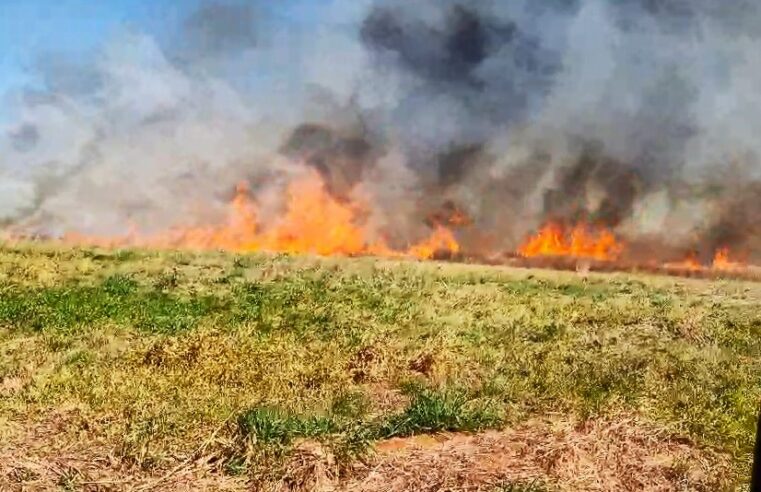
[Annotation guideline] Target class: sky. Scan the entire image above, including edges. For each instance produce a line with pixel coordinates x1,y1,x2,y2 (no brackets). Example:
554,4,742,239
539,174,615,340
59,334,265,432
0,0,327,98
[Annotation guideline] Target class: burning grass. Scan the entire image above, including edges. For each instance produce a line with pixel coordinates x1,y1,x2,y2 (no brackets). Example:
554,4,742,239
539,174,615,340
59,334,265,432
0,244,759,490
53,171,461,261
517,222,624,262
7,171,754,279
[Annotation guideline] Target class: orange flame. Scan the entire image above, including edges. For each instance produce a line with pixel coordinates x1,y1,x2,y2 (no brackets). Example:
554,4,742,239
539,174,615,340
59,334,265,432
260,176,367,257
518,222,623,261
712,248,745,270
665,248,747,272
61,172,459,260
665,251,702,271
407,226,461,260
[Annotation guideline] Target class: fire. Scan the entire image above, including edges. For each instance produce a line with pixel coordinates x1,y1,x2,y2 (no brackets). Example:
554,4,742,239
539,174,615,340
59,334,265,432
665,251,702,271
61,171,460,260
664,248,746,272
14,172,756,275
712,248,745,270
518,222,623,261
407,226,461,260
260,177,366,257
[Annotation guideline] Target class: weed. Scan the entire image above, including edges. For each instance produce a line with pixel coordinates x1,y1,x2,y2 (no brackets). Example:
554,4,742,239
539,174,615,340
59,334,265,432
114,249,140,262
102,274,139,295
237,407,339,447
56,469,80,492
493,480,550,492
153,269,180,291
378,389,503,438
331,391,370,419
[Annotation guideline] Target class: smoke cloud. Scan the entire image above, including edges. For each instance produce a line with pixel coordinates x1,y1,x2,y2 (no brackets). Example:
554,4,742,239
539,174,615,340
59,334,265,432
2,0,760,260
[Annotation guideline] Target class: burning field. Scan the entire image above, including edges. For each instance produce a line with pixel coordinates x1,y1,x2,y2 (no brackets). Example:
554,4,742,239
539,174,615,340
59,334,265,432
5,167,756,283
2,1,761,279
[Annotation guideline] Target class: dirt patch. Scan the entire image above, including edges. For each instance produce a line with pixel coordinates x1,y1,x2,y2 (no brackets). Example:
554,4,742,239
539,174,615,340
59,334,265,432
1,414,734,491
341,416,732,492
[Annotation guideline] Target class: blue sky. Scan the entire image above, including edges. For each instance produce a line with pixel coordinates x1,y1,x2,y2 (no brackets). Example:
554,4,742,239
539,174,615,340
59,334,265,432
0,0,325,96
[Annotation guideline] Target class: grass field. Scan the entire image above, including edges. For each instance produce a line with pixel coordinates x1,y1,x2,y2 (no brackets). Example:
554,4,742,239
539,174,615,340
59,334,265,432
0,243,759,491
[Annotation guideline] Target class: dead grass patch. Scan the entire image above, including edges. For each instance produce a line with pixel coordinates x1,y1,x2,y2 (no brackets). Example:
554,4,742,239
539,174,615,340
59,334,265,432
0,412,247,492
341,415,732,492
0,412,737,492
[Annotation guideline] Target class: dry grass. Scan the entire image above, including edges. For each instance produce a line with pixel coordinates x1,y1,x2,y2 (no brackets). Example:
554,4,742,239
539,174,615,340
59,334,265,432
342,415,731,492
0,409,246,492
0,243,759,490
1,413,731,491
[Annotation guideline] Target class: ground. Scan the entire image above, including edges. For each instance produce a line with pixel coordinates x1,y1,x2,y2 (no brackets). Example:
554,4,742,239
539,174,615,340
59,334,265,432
0,243,759,491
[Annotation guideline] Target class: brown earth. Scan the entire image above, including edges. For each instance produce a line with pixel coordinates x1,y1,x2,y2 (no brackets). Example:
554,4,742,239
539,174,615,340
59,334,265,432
1,414,733,492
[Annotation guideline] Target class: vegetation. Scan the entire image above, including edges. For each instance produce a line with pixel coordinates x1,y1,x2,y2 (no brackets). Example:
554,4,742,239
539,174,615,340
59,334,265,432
0,242,759,489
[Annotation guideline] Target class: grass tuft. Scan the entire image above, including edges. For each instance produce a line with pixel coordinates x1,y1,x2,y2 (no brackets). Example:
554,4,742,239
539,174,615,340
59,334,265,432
379,388,503,438
235,387,503,458
493,480,550,492
237,407,339,447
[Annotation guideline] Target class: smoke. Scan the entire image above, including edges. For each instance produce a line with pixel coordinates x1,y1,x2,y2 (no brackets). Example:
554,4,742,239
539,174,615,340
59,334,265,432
181,2,259,60
2,0,761,260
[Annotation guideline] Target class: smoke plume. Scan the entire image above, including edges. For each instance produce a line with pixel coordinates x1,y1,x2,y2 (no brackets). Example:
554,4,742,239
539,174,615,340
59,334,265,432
2,0,761,261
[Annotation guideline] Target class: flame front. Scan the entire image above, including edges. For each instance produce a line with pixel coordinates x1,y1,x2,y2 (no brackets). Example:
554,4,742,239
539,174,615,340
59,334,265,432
21,176,756,274
712,248,745,270
407,226,461,260
664,248,747,271
665,251,702,271
62,172,459,260
518,222,623,261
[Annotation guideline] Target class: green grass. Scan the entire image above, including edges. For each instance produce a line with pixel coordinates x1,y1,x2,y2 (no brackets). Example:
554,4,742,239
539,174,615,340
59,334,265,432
493,482,549,492
0,243,759,486
235,387,500,452
378,388,502,438
237,407,341,446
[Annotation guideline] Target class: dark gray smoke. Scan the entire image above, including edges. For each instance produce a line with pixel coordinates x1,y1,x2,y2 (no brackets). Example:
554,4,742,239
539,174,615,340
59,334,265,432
280,122,379,200
182,2,259,57
2,0,761,261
